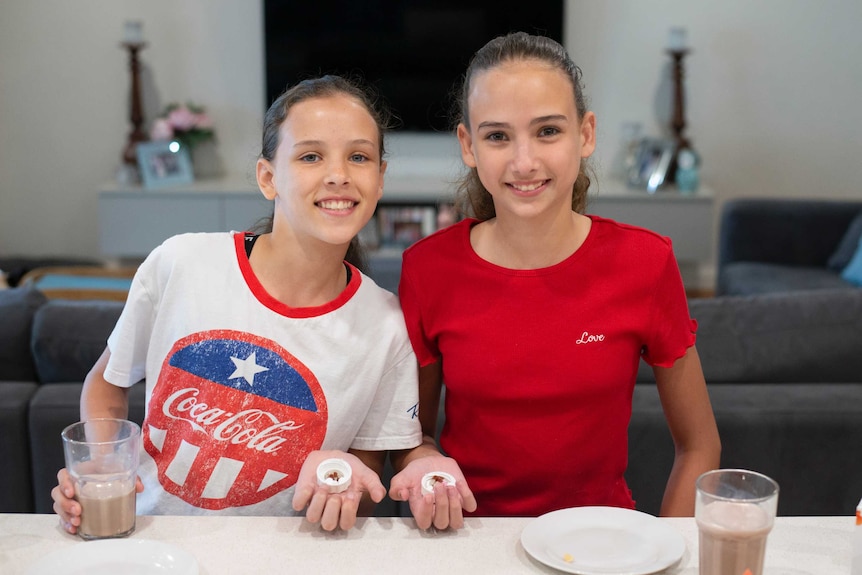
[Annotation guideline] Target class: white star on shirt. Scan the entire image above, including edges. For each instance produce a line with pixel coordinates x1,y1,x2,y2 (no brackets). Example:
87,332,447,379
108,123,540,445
228,352,269,386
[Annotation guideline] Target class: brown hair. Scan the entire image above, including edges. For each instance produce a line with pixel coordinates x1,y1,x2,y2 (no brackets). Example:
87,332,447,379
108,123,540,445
254,75,392,271
453,32,593,220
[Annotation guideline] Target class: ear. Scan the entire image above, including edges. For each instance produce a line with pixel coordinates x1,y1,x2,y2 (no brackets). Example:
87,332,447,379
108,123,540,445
256,158,277,201
457,123,477,168
377,160,387,200
579,112,597,159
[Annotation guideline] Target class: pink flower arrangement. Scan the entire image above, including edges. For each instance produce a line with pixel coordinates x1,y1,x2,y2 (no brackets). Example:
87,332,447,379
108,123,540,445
150,102,215,150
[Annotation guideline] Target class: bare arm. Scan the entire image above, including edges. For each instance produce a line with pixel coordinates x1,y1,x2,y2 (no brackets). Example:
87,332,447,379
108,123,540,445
654,345,721,516
390,361,444,471
389,362,476,529
81,347,130,420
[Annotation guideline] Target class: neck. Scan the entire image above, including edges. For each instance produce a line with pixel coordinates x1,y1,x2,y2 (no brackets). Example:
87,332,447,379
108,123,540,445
472,210,591,269
249,230,349,307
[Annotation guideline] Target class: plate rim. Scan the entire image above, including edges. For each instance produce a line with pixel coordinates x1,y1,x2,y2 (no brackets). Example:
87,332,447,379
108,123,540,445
520,506,686,575
25,537,198,575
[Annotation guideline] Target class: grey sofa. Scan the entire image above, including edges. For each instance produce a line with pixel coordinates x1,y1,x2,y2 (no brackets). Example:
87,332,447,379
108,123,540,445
0,288,141,514
3,285,862,517
629,288,862,517
717,198,862,295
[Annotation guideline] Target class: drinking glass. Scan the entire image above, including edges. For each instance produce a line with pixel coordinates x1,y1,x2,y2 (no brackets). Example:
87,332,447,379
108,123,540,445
695,469,779,575
62,418,141,540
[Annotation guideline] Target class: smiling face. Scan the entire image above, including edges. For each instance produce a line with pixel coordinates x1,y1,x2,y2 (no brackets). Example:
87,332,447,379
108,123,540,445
457,59,595,222
257,93,386,249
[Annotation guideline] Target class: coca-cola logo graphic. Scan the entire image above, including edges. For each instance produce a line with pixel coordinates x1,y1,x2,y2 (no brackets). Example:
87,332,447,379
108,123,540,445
144,330,327,510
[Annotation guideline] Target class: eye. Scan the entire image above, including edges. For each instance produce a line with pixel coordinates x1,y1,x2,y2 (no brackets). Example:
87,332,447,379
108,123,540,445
485,131,508,142
349,153,369,163
299,153,320,163
538,126,561,137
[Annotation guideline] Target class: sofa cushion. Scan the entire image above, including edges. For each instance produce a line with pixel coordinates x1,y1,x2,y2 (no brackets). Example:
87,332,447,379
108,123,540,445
30,300,124,384
0,381,39,512
840,237,862,286
719,262,851,296
706,383,862,516
827,210,862,271
693,289,862,383
0,286,48,381
628,381,862,516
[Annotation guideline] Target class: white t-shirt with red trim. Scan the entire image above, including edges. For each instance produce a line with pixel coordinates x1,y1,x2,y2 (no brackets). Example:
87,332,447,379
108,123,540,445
105,232,421,515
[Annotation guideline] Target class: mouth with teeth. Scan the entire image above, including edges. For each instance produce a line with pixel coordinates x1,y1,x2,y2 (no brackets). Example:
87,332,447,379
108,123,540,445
508,180,549,195
316,199,358,211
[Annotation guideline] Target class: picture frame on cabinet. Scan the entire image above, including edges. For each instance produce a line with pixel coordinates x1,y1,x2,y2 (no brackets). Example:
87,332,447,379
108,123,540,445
136,141,194,189
627,137,676,193
376,206,437,248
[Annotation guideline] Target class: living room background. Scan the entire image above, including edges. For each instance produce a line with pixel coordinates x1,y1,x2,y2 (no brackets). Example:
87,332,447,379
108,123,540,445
1,0,860,272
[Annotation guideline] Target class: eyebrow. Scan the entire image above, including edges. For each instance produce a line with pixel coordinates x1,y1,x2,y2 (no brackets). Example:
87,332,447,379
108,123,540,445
293,139,376,148
476,115,569,130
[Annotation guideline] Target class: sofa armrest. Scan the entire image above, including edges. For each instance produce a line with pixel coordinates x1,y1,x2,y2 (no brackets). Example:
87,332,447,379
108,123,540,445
717,199,861,269
0,382,39,512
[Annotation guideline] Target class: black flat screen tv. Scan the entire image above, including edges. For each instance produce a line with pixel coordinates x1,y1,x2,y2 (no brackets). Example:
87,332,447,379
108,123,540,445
264,1,564,132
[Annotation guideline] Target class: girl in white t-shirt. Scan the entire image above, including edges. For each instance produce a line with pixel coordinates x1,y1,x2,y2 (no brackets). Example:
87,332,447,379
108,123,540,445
51,76,474,533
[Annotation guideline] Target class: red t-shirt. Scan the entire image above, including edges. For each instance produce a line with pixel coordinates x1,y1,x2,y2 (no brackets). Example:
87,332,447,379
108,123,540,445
399,216,696,516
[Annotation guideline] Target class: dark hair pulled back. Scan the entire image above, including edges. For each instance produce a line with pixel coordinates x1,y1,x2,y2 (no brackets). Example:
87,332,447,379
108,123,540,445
255,75,392,272
453,32,593,220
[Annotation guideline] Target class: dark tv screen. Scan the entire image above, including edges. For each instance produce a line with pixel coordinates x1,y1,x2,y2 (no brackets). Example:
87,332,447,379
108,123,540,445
264,1,564,132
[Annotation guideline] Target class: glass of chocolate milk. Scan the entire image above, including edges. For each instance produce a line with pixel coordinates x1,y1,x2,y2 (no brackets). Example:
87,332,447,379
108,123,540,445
695,469,779,575
62,418,141,540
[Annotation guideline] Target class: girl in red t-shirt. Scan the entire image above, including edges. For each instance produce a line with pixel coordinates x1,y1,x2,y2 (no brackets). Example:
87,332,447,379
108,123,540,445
391,32,720,518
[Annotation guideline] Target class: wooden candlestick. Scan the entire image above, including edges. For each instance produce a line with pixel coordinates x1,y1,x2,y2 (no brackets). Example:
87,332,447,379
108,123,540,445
668,48,690,151
667,48,692,184
121,42,148,166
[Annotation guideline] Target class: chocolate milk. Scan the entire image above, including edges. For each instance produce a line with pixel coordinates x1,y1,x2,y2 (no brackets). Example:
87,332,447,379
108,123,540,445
75,478,136,540
697,500,772,575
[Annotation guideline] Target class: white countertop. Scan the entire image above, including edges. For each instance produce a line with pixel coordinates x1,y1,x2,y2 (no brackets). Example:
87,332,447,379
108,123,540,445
0,513,852,574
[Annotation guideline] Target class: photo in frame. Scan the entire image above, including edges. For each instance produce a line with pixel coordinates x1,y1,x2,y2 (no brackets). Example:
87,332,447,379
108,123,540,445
136,141,194,189
627,138,677,193
375,206,437,249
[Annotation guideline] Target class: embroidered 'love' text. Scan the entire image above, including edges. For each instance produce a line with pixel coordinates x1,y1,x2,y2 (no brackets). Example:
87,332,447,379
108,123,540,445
576,331,605,344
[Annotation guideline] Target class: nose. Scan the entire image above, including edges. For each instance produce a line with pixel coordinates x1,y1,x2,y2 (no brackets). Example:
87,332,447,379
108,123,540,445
511,139,538,176
325,158,350,186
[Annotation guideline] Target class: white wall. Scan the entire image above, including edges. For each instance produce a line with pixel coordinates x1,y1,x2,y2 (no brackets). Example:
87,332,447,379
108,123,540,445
0,0,264,258
1,0,861,262
567,0,862,203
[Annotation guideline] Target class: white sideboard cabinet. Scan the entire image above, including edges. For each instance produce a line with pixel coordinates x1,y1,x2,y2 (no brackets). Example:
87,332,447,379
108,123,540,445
98,180,270,258
98,177,714,267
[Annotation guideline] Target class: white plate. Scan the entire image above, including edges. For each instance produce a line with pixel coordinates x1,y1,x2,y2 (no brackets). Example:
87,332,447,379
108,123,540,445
520,506,685,575
26,538,199,575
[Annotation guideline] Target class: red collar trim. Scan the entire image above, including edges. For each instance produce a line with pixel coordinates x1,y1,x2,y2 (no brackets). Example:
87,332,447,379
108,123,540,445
234,232,361,318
